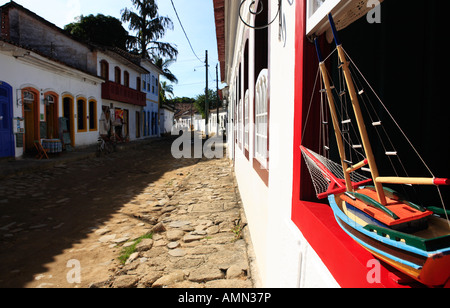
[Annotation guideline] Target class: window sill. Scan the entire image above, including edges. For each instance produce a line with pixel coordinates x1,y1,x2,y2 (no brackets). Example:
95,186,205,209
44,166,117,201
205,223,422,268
253,158,268,187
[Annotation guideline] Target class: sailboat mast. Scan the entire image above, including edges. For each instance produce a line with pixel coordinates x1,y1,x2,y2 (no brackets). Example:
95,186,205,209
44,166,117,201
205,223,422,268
315,39,353,192
328,14,387,205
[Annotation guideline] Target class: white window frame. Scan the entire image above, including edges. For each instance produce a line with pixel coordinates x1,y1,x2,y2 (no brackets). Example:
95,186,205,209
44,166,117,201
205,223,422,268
244,89,249,150
254,69,268,169
238,97,243,147
306,0,341,35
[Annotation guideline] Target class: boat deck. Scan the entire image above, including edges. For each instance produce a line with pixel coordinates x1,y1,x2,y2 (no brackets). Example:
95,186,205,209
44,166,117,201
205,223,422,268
340,188,433,227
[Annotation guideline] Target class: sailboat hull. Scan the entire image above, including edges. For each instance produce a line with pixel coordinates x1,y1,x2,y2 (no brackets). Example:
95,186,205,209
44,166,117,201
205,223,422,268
329,195,450,287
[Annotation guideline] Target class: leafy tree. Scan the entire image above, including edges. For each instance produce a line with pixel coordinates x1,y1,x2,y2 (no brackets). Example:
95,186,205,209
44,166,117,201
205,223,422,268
168,97,195,105
194,89,219,119
64,14,129,49
121,0,178,59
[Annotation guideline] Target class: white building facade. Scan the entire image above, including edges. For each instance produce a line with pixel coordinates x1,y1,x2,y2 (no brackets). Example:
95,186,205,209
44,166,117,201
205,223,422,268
213,0,445,288
97,48,148,142
0,1,104,157
159,103,175,135
0,41,103,158
0,2,162,159
208,107,227,137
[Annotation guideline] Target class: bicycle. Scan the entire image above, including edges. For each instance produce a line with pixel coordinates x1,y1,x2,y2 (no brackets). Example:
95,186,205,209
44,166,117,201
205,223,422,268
97,135,116,156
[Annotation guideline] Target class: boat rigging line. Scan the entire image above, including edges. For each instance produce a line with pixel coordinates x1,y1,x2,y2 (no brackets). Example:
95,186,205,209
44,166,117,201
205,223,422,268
343,47,449,227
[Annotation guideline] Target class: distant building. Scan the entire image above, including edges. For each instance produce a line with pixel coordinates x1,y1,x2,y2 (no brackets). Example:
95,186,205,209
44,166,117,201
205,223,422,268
173,102,198,133
159,102,175,135
208,107,227,137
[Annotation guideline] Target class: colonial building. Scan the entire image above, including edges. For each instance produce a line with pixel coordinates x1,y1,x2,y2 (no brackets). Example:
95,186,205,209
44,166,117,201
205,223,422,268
0,36,103,157
0,1,103,157
0,1,161,158
213,0,448,288
97,46,148,141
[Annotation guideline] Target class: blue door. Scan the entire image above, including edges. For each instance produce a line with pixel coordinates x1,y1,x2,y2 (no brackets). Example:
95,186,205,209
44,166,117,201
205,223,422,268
0,82,14,158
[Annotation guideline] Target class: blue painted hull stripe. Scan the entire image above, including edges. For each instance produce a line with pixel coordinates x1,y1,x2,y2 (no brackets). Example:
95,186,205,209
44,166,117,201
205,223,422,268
328,196,450,258
333,214,423,270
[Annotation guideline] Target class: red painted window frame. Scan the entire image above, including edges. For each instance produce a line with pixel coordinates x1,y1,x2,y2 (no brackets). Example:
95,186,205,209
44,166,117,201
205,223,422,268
291,0,411,288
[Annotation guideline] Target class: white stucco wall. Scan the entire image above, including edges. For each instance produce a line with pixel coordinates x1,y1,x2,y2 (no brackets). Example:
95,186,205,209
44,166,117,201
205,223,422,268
159,108,174,135
224,0,339,288
97,52,141,91
0,49,102,157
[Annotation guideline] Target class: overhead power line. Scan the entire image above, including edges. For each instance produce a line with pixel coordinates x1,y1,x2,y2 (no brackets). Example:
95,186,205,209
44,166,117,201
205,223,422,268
170,0,204,64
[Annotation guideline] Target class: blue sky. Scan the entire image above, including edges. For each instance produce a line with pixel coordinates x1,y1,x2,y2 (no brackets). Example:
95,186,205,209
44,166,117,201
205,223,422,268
0,0,221,98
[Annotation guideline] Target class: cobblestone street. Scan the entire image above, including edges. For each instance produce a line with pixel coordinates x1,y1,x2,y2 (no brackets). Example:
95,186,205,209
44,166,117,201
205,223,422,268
0,138,254,288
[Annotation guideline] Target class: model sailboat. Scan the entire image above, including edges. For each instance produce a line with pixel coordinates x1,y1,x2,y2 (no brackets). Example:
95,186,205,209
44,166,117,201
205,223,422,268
301,14,450,287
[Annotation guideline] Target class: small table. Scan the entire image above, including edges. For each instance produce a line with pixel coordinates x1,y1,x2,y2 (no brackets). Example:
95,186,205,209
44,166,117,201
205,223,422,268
41,139,63,154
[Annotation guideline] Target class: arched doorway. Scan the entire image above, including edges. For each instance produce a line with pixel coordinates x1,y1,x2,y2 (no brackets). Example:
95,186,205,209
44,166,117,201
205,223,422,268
62,95,75,148
0,81,14,158
22,87,40,154
44,91,59,139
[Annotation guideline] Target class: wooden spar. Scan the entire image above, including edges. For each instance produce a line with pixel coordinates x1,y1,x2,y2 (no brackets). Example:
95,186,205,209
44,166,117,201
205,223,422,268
376,177,450,186
337,45,386,205
328,14,387,206
315,39,353,192
346,158,369,174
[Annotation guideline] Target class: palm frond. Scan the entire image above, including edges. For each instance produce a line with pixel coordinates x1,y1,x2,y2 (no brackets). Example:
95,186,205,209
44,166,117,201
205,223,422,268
121,0,177,60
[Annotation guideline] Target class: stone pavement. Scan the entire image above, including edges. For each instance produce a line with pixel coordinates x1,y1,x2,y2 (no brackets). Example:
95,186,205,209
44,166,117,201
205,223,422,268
0,137,256,288
99,156,254,288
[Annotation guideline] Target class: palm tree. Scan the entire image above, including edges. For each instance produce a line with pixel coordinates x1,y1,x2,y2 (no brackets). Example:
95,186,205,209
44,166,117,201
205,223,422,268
153,55,178,84
121,0,178,59
159,81,174,107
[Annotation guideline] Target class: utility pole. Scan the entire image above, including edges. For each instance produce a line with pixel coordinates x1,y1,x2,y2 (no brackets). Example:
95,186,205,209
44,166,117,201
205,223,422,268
205,50,209,139
216,63,219,136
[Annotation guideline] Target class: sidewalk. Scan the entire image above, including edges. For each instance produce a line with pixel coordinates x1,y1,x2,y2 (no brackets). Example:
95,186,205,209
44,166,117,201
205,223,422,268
0,137,161,179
